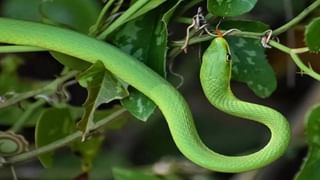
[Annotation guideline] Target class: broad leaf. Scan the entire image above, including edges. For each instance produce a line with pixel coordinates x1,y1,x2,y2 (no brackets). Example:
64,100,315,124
227,37,276,98
305,17,320,53
3,0,99,33
114,1,182,121
121,91,156,122
77,62,128,137
221,20,269,32
221,20,276,98
0,105,44,126
35,107,74,168
207,0,257,16
295,104,320,180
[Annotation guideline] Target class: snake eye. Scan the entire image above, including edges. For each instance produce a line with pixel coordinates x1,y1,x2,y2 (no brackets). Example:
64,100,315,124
226,53,232,62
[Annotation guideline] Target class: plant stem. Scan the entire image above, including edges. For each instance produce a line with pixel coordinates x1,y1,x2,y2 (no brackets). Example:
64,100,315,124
273,0,320,35
111,0,124,15
10,165,18,180
10,99,46,133
175,0,203,17
270,40,320,81
269,40,292,53
4,108,127,165
89,0,116,36
290,53,320,81
171,30,262,48
0,71,77,109
292,47,310,54
97,0,149,39
174,17,193,25
0,46,46,53
170,0,320,59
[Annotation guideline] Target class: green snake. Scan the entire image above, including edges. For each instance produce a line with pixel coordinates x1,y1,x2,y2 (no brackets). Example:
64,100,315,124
0,18,290,172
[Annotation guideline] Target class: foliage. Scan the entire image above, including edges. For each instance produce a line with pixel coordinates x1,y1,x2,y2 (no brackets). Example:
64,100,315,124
0,0,320,179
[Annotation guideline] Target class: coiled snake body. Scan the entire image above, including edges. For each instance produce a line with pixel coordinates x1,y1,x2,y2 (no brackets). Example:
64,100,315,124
0,18,290,172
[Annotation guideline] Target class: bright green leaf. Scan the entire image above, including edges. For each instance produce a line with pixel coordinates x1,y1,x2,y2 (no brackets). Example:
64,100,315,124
305,17,320,53
121,91,155,121
295,104,320,180
35,107,75,168
227,37,276,98
113,167,161,180
77,62,129,136
207,0,257,16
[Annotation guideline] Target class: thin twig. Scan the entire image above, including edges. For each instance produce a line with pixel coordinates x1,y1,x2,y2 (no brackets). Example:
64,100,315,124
10,165,18,180
89,0,116,36
269,40,320,81
0,71,77,109
10,99,46,133
4,108,127,165
273,0,320,35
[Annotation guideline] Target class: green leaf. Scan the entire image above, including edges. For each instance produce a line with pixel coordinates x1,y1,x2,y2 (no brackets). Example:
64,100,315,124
41,0,99,71
98,0,167,38
0,105,44,126
50,52,91,71
2,0,41,20
93,106,129,130
121,91,156,121
112,167,161,180
227,37,277,98
77,62,129,136
305,17,320,53
207,0,257,16
3,0,100,73
126,0,167,23
3,0,99,33
114,1,182,121
220,20,269,32
220,20,276,98
295,104,320,180
35,107,75,168
40,0,99,33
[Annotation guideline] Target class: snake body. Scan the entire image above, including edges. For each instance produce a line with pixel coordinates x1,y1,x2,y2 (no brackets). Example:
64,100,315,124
0,18,290,172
